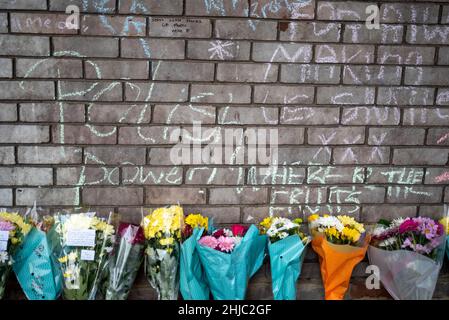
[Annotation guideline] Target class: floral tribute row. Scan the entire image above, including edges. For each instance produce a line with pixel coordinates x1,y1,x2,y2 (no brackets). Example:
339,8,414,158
0,204,448,300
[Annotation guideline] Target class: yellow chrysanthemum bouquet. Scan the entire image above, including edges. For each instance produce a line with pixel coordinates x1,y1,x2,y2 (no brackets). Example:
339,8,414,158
0,211,32,299
308,214,369,300
142,205,184,300
54,212,115,300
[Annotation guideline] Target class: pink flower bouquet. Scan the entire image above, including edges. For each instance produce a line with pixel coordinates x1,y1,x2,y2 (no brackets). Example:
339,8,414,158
369,216,446,299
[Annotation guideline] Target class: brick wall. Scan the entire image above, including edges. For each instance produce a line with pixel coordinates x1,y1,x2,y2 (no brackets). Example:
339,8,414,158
1,0,449,299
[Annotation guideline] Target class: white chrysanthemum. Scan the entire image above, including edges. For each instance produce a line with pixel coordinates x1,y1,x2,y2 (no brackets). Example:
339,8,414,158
391,217,405,227
0,251,8,264
313,216,344,232
278,232,289,240
372,225,388,237
63,213,93,234
379,237,397,247
266,217,299,238
223,228,233,237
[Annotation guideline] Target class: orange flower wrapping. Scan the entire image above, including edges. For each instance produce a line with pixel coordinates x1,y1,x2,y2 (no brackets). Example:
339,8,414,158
312,234,371,300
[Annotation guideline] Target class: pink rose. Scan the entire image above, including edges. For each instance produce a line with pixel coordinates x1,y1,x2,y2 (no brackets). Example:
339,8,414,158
231,224,248,237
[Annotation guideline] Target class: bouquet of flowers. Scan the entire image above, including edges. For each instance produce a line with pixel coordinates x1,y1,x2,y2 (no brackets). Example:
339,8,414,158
0,211,32,299
196,224,267,300
105,222,145,300
142,205,183,300
12,203,62,300
259,216,310,300
308,214,369,300
180,213,210,300
54,212,115,300
440,204,449,260
369,216,446,299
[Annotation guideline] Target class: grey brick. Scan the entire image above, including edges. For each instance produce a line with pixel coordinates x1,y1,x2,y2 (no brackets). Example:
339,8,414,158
17,188,78,205
248,166,305,185
149,17,211,38
20,102,85,122
368,128,426,145
439,47,449,65
121,38,185,59
53,37,119,57
53,124,116,144
217,63,278,82
280,22,341,42
58,81,122,101
188,40,250,60
210,187,267,204
427,128,449,145
317,1,376,21
333,147,390,164
437,89,449,105
328,186,385,204
0,13,7,33
0,58,12,78
362,205,417,223
0,125,49,143
366,167,424,184
387,186,443,203
187,0,249,17
343,65,402,85
277,147,331,165
0,147,15,164
281,64,340,84
307,166,365,184
154,61,214,81
403,108,449,126
308,127,364,145
443,6,449,24
425,168,449,184
1,0,46,9
122,166,182,185
57,167,119,186
0,103,17,121
83,187,143,205
185,206,240,224
146,187,206,204
50,0,115,13
218,107,278,125
341,107,400,125
0,189,12,206
405,67,449,85
81,15,146,36
317,86,375,105
125,82,188,102
0,81,55,100
271,187,327,204
85,60,149,80
153,104,215,124
87,103,150,124
407,25,449,44
119,0,182,14
377,87,434,106
253,43,312,62
16,58,83,78
393,148,448,165
84,146,146,165
215,19,277,40
0,35,49,56
186,167,243,185
378,46,435,65
344,24,403,44
11,13,77,34
315,44,374,64
281,107,339,125
251,0,314,19
380,3,439,23
191,84,251,104
118,126,180,145
18,146,82,164
254,85,314,104
0,167,53,186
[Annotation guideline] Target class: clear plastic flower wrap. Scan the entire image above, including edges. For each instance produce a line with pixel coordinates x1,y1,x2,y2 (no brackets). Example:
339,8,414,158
142,205,183,300
0,210,32,299
12,202,62,300
105,222,145,300
54,212,115,300
369,214,447,300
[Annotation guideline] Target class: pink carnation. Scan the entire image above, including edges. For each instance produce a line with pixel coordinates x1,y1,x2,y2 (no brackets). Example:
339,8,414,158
217,236,235,253
399,218,419,234
199,236,219,249
0,220,14,232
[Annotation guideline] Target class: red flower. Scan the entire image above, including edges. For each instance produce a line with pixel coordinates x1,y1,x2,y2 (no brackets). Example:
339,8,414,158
231,224,248,237
182,224,193,239
399,218,419,234
118,222,145,245
212,228,225,238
